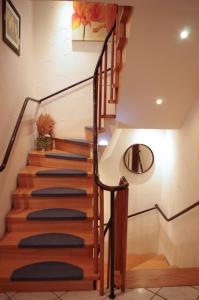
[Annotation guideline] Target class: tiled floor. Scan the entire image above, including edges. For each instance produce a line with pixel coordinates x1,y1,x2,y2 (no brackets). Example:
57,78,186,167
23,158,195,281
0,286,199,300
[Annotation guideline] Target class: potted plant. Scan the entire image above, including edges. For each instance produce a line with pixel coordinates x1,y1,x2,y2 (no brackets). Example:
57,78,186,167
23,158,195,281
36,113,55,151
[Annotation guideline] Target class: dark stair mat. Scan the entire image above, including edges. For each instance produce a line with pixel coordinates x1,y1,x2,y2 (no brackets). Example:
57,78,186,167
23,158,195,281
46,153,88,161
19,233,84,248
36,169,87,177
27,208,87,220
60,138,91,145
31,187,87,197
11,261,84,281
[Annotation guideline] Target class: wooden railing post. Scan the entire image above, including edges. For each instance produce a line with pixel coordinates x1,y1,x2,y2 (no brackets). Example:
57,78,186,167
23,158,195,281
99,187,104,295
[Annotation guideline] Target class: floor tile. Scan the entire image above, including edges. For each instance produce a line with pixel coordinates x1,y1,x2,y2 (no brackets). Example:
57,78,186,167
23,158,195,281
152,296,167,300
53,291,66,297
12,292,56,300
0,294,8,300
116,288,154,300
158,286,199,300
146,288,161,294
61,291,104,300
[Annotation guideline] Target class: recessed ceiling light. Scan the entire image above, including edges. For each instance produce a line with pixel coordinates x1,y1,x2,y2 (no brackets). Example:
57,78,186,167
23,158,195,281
180,28,191,39
156,98,163,105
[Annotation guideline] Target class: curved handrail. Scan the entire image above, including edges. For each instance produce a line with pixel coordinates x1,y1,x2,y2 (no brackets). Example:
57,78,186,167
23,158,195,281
0,72,110,173
93,23,129,191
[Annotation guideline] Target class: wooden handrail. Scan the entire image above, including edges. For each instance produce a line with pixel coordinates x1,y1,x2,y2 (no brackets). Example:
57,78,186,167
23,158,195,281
93,17,129,298
127,201,199,221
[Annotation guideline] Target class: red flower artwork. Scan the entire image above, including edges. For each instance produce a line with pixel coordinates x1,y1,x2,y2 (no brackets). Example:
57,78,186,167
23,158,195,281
72,1,117,41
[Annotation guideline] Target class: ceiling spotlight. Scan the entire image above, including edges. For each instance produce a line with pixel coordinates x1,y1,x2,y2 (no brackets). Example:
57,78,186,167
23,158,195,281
156,98,163,105
180,28,191,39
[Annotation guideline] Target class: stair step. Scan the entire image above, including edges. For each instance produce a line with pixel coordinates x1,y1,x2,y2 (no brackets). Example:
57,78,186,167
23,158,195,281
126,254,170,270
36,169,88,177
19,233,84,248
46,153,88,161
54,138,92,157
57,139,91,146
7,208,93,232
28,150,92,171
0,256,98,291
13,188,93,210
18,167,92,189
11,261,84,281
126,268,199,289
27,208,87,220
31,187,87,197
0,231,93,257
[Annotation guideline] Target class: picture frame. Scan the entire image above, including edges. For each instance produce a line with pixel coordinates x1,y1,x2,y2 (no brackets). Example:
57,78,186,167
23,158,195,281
2,0,21,56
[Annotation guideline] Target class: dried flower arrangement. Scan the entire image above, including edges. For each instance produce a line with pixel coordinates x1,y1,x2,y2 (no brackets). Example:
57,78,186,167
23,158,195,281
36,113,55,151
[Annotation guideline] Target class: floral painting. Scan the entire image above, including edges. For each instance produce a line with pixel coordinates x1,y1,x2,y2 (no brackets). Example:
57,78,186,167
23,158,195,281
72,1,117,41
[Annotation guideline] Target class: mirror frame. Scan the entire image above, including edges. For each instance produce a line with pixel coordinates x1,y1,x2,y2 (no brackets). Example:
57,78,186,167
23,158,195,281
123,143,154,174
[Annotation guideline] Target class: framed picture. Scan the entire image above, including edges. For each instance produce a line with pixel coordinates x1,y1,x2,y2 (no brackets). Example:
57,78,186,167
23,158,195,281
2,0,21,55
72,1,117,41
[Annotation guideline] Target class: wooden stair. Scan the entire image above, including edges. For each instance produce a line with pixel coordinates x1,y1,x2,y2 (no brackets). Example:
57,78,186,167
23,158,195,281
126,254,199,288
0,131,98,292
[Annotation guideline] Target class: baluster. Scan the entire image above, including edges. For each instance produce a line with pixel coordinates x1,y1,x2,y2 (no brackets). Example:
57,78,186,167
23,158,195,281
99,63,103,130
93,182,99,274
100,187,104,295
103,46,108,116
110,31,115,102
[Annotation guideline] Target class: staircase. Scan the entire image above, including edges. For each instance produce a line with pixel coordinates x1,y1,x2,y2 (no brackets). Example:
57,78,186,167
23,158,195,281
0,131,98,292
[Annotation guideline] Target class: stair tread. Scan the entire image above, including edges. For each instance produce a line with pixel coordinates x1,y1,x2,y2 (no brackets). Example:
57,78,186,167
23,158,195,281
19,166,91,177
7,208,93,220
0,230,93,247
54,138,93,146
13,187,93,198
127,254,170,270
11,261,84,281
0,257,97,280
29,150,93,162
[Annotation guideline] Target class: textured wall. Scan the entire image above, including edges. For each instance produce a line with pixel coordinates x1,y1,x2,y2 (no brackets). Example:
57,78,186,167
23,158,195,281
0,0,35,237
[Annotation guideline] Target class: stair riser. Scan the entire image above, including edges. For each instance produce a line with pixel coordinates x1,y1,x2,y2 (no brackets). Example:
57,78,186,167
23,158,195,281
0,280,94,293
18,176,93,189
0,247,93,258
7,220,93,232
85,129,93,142
28,155,93,171
54,140,92,157
13,196,93,210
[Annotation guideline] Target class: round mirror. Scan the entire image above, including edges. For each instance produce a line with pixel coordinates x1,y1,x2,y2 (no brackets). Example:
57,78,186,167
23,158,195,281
124,144,154,174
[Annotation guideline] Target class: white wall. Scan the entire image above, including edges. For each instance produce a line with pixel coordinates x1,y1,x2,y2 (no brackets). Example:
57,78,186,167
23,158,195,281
100,98,199,265
0,0,35,237
33,1,103,138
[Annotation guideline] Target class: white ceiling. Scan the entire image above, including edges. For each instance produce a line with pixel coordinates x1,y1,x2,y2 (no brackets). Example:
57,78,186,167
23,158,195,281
117,0,199,129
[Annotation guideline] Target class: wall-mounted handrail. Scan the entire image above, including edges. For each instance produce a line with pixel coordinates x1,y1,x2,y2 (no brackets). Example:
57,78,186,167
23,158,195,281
0,70,111,173
0,97,39,173
128,201,199,222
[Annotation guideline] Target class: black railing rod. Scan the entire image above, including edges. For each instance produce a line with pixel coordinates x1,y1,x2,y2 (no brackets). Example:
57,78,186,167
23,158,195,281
155,201,199,221
128,207,156,219
40,68,111,103
0,97,39,172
